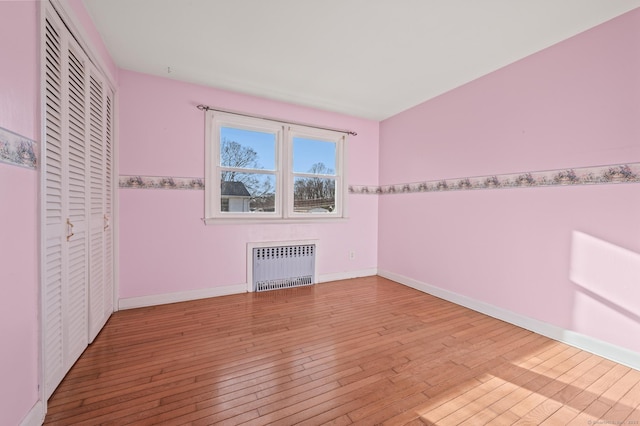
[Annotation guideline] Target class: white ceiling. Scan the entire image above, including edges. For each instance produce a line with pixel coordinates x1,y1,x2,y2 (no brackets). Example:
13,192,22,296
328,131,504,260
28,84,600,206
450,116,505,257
82,0,640,121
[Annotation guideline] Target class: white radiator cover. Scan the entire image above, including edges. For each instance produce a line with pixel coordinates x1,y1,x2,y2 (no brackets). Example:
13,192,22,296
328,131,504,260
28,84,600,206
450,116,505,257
249,241,318,292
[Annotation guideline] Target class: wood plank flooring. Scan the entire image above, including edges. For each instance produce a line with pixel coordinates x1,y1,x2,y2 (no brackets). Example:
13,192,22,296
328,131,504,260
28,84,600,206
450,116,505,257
44,276,640,425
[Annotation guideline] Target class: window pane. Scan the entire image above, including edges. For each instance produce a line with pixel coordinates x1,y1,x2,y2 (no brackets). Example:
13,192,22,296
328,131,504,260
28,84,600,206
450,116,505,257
293,137,336,174
221,172,276,213
220,127,276,170
293,176,335,213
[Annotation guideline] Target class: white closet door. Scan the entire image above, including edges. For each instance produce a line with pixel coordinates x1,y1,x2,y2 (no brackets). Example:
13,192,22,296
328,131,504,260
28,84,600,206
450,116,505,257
43,15,66,396
103,89,115,320
43,11,89,399
65,43,90,364
43,3,115,398
88,70,107,342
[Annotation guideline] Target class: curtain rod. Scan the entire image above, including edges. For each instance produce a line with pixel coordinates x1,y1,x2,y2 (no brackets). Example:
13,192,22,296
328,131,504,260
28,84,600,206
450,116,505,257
196,104,357,136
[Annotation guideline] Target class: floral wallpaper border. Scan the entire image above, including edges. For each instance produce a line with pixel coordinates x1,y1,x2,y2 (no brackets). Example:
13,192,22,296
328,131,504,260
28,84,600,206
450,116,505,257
0,126,38,170
349,162,640,195
120,175,205,190
120,163,640,194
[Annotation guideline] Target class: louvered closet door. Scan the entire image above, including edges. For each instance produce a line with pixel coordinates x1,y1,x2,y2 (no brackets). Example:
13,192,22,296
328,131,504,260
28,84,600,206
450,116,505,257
43,16,66,395
103,89,114,322
43,4,115,399
65,39,90,365
88,69,114,342
43,11,89,399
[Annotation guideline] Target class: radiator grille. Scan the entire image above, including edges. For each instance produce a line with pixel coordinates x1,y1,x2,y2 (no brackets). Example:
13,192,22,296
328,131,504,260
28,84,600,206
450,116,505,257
253,244,315,292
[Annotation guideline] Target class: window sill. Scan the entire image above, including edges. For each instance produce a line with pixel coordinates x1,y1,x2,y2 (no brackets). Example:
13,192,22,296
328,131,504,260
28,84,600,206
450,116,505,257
203,216,349,225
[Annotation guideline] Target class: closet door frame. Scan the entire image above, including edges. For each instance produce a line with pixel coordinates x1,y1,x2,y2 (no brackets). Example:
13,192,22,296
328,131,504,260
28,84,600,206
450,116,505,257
39,0,118,408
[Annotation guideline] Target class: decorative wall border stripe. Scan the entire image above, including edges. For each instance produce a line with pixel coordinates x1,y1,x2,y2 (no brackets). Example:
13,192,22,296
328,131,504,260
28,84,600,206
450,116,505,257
0,126,38,170
120,163,640,193
120,175,204,190
349,162,640,195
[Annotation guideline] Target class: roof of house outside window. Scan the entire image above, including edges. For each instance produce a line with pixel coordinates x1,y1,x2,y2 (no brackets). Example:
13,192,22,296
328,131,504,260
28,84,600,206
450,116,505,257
221,181,251,197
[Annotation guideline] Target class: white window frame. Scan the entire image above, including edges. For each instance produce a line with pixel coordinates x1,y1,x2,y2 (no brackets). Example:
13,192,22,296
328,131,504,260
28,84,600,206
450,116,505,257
204,111,348,224
286,125,345,218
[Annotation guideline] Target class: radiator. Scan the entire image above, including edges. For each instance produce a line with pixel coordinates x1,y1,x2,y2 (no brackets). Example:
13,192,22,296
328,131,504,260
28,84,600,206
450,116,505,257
253,244,316,292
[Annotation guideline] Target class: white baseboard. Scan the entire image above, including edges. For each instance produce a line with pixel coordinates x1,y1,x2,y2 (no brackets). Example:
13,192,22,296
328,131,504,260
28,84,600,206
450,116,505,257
378,269,640,371
118,284,247,310
318,268,378,284
20,399,44,426
118,269,379,310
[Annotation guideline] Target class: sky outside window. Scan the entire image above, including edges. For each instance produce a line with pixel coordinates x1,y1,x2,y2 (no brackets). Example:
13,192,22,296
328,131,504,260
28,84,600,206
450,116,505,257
220,127,336,174
293,137,336,174
220,127,276,170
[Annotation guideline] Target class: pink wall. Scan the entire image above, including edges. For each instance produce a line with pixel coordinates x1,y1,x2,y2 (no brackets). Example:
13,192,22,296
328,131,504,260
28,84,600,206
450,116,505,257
118,71,379,299
379,9,640,354
0,2,40,425
0,1,117,423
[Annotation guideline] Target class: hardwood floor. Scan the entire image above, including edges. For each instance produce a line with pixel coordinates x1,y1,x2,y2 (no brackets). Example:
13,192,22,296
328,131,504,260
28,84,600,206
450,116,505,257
44,276,640,425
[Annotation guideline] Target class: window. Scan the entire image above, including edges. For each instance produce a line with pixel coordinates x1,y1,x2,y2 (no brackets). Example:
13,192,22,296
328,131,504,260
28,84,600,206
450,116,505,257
204,111,347,223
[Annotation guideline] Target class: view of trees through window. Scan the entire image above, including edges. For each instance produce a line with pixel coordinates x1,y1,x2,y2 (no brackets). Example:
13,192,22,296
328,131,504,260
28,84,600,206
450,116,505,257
293,163,336,213
220,130,336,213
220,137,276,212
